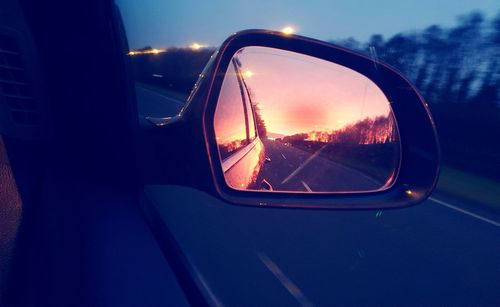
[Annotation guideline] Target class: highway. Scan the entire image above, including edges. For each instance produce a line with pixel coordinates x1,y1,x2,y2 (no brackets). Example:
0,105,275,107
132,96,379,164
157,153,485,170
258,139,382,192
138,84,500,306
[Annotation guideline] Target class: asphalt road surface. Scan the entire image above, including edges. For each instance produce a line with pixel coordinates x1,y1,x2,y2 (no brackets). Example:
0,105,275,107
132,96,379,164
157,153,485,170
138,84,500,306
258,139,382,192
135,84,185,117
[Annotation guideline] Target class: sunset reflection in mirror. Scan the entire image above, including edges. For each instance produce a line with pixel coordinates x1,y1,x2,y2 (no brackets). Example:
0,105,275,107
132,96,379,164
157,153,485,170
214,47,400,193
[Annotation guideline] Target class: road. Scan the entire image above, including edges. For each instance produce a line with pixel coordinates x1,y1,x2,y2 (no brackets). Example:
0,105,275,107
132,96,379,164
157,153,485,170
258,139,382,192
138,84,500,306
135,84,185,117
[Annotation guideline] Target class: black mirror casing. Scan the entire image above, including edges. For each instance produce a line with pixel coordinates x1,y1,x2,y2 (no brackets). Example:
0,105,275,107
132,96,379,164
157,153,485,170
143,30,440,209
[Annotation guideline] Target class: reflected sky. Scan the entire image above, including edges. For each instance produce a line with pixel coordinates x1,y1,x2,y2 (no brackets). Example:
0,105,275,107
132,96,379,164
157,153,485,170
214,61,248,150
235,47,390,136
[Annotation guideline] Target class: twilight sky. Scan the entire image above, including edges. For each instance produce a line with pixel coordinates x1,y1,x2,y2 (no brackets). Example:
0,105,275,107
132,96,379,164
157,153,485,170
235,47,391,136
116,0,499,49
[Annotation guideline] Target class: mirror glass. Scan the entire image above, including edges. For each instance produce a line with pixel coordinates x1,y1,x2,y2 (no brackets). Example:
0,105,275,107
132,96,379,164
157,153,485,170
214,47,400,193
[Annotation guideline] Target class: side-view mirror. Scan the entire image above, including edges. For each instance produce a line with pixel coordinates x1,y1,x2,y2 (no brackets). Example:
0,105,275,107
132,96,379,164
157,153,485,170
214,46,401,194
142,30,440,209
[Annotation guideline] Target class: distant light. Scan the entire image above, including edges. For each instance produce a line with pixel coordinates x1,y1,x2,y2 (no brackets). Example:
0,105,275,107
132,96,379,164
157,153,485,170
281,26,295,35
128,48,166,56
190,42,206,50
242,69,254,78
405,189,413,196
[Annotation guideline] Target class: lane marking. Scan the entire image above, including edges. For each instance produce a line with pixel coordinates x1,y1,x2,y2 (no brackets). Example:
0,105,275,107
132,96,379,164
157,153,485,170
281,153,287,160
257,253,314,307
429,197,500,227
281,145,328,184
190,263,224,307
301,180,312,192
136,85,185,106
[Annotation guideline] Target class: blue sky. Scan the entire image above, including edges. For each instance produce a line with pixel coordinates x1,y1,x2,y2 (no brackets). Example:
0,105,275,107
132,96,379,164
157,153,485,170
117,0,500,49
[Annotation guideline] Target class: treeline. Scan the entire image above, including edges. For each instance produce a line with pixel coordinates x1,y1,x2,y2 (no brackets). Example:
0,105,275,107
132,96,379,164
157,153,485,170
334,11,500,180
281,114,397,145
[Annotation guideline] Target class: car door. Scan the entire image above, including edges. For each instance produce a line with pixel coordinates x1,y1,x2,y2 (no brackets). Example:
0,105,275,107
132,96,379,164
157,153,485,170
215,59,265,190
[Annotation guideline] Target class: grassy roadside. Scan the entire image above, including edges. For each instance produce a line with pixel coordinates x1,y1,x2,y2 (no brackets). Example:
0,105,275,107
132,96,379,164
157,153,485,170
436,165,500,212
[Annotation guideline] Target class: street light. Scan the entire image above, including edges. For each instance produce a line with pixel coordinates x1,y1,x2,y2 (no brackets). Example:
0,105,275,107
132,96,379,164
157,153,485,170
281,26,295,35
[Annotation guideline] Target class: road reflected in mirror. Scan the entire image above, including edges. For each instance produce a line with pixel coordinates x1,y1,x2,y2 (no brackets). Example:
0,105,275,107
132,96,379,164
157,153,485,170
214,47,400,193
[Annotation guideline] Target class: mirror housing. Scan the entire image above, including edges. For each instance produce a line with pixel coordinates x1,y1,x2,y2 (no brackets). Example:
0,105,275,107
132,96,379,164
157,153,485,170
142,30,440,209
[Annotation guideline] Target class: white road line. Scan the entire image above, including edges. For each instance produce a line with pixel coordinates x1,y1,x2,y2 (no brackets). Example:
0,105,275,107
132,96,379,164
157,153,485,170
281,145,328,184
281,153,287,160
257,253,314,307
190,263,224,307
301,180,312,192
429,197,500,227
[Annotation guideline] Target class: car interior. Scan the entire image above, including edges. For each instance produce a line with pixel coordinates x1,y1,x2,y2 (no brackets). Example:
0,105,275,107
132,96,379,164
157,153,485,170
0,0,193,305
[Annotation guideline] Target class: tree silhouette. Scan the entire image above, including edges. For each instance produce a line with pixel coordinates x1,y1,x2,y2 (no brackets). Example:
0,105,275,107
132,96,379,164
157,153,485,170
333,10,500,180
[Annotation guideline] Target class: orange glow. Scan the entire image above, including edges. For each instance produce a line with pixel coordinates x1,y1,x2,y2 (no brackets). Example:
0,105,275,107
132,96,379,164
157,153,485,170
128,48,166,55
242,69,254,78
306,131,331,142
236,47,393,137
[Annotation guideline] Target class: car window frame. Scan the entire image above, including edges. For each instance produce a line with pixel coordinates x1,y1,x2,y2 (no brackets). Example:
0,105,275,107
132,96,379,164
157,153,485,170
218,58,261,172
